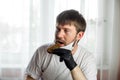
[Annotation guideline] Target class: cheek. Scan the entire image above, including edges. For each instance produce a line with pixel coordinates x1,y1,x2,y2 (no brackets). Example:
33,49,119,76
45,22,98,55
66,33,76,41
67,32,76,38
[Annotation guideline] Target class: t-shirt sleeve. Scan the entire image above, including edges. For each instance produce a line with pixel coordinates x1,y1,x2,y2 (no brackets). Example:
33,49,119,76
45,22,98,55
81,53,97,80
25,47,45,80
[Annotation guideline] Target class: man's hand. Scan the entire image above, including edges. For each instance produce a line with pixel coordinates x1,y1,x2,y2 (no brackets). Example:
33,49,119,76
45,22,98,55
53,48,77,71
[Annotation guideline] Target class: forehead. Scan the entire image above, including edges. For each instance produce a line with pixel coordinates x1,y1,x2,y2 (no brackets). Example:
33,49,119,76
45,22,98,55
56,23,76,29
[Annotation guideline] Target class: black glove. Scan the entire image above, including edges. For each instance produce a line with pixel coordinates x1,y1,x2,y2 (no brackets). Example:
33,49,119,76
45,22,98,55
53,48,77,71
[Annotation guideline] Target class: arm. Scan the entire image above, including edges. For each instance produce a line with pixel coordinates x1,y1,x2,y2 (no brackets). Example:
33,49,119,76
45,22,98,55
25,48,44,80
53,48,86,80
71,66,86,80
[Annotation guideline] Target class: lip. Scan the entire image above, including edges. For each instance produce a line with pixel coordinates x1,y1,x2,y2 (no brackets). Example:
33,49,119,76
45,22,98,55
55,40,65,47
58,43,65,47
60,42,74,50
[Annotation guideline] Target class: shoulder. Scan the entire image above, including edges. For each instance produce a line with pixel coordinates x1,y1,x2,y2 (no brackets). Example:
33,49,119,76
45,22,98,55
77,45,97,79
37,43,53,52
78,45,95,58
77,45,96,66
33,43,53,57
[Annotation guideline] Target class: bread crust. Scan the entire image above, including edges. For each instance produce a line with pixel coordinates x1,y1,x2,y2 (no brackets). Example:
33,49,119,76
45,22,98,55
47,43,60,53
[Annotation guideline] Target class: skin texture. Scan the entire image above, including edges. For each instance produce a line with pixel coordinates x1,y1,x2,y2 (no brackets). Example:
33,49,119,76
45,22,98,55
71,66,86,80
55,24,77,47
55,24,83,47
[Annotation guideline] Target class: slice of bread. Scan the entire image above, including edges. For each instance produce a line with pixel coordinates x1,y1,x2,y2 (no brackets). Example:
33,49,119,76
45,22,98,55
47,43,60,53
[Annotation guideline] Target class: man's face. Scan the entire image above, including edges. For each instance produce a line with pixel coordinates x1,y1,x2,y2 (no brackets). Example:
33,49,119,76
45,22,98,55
55,24,77,47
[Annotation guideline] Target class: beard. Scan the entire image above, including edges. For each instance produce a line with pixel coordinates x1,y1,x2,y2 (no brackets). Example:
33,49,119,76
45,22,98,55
54,33,78,48
60,41,74,51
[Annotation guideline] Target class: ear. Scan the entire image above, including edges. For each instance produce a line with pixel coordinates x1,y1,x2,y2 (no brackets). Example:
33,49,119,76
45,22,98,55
76,31,84,41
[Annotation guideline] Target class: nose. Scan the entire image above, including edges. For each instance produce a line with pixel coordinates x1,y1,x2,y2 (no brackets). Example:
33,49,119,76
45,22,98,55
56,30,64,39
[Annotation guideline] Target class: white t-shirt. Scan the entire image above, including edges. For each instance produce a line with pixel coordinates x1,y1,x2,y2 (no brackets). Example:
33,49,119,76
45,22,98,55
25,43,97,80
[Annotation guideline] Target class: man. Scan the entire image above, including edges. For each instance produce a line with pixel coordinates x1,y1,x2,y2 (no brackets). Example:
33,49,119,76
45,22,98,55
25,9,97,80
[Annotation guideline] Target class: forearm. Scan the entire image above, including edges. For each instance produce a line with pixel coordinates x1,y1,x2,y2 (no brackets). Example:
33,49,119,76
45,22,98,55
71,66,86,80
53,48,86,80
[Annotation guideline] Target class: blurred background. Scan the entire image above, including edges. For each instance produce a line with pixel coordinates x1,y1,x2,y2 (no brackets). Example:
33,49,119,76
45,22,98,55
0,0,120,80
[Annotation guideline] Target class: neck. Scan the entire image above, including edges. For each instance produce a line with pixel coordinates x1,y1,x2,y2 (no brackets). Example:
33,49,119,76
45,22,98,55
71,44,78,55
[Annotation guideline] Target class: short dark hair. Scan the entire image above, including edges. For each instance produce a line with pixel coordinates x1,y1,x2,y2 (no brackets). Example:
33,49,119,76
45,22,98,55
56,9,86,33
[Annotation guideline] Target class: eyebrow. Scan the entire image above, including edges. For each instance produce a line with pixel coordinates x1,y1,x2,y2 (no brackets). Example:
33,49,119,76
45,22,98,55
56,26,71,29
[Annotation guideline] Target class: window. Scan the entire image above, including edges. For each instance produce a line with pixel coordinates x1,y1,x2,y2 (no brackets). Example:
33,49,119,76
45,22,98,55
0,0,30,79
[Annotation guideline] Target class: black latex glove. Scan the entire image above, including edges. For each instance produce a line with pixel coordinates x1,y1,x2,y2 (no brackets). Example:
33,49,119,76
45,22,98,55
53,48,77,71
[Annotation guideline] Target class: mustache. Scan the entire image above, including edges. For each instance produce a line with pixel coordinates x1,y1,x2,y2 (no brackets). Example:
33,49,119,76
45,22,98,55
55,39,66,44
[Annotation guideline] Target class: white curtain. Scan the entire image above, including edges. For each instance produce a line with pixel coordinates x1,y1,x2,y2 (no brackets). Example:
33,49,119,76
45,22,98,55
96,0,120,80
0,0,30,80
0,0,119,80
109,0,120,79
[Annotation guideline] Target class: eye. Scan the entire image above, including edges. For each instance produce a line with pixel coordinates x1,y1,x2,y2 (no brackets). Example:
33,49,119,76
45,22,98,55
56,27,60,32
64,29,70,33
